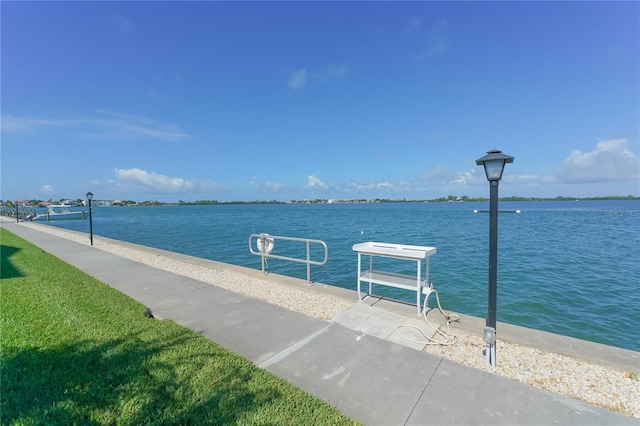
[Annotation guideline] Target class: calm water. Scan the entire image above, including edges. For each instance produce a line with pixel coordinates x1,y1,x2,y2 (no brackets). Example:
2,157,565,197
39,200,640,351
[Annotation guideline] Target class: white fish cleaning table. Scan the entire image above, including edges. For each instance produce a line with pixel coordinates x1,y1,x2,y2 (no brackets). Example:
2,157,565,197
352,242,437,315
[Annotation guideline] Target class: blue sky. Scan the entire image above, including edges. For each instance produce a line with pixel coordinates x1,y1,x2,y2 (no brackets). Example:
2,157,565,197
2,1,638,202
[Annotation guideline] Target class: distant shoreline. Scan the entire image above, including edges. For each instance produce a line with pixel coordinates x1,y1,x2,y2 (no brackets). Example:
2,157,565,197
171,195,640,206
3,195,638,209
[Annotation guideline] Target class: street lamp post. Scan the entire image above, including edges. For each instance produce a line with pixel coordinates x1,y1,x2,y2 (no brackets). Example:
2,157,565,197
86,192,94,246
475,149,514,367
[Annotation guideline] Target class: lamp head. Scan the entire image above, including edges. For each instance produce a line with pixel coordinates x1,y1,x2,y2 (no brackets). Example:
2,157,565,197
86,192,94,201
476,150,514,181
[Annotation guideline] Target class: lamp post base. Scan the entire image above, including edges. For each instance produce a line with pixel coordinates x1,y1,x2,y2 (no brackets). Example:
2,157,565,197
483,344,496,367
483,326,496,367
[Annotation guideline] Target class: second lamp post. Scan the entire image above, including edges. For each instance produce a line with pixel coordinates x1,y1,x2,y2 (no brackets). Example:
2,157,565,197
475,149,514,367
86,192,94,246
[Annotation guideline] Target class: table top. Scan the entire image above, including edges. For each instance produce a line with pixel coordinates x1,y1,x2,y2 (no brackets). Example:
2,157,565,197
352,242,436,260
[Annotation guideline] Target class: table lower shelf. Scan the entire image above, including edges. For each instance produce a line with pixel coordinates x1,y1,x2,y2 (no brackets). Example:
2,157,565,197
358,270,427,292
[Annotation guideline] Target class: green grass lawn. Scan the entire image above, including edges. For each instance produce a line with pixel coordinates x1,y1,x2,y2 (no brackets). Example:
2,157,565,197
1,228,358,425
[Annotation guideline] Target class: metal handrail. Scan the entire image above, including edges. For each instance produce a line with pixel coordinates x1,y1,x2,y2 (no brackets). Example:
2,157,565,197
249,233,328,284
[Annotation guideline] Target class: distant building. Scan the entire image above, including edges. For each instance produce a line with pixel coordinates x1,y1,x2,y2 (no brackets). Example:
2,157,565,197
13,200,30,207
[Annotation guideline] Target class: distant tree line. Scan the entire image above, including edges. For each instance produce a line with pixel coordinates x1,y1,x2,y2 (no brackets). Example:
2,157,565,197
178,200,284,205
497,195,639,202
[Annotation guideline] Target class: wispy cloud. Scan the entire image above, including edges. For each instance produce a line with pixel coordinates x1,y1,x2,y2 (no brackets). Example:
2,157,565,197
288,64,349,89
414,165,483,187
346,180,394,191
403,16,423,36
288,69,308,90
40,184,55,194
415,20,450,60
323,64,349,80
113,15,134,37
1,115,80,132
114,168,221,193
2,111,193,143
250,177,284,192
147,88,166,101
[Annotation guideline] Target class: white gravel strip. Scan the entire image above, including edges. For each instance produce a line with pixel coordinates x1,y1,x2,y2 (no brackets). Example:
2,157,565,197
423,332,639,418
37,225,349,321
12,221,640,419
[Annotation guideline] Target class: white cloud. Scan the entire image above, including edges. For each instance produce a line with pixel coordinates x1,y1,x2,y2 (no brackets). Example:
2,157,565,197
451,171,472,185
114,168,220,193
288,69,308,90
307,175,328,189
556,139,640,183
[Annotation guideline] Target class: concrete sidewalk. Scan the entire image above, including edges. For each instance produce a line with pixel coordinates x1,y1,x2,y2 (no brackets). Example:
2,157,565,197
2,220,638,425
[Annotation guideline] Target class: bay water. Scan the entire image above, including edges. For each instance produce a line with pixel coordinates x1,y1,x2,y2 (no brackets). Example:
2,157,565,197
40,200,640,352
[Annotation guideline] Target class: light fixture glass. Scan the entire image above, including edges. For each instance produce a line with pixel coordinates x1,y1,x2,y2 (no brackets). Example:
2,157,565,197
475,150,514,182
86,192,93,201
483,158,507,181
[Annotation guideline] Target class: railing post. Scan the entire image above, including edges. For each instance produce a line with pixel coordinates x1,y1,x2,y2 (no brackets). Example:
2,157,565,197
260,234,266,275
306,241,311,283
